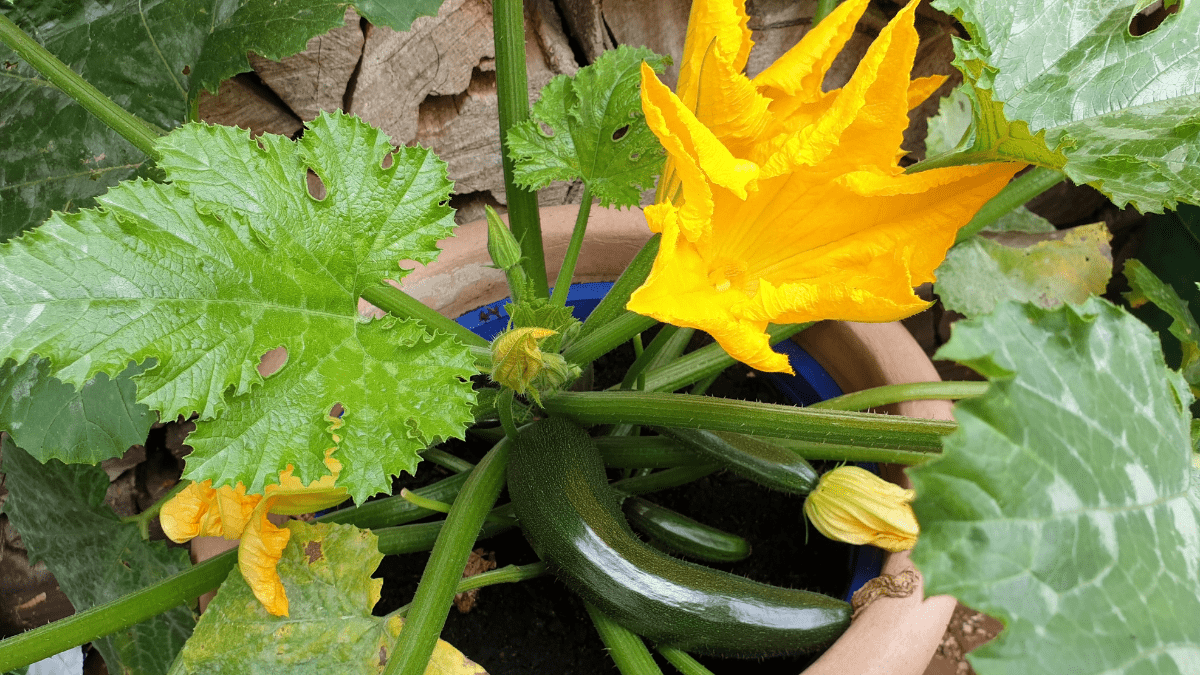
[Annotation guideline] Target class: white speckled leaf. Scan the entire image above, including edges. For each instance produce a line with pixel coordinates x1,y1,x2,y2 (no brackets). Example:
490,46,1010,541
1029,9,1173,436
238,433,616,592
931,0,1200,212
911,298,1200,675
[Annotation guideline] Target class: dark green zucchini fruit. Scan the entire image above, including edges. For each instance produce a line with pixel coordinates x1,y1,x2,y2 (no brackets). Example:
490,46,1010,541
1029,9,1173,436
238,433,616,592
623,495,752,563
655,426,819,495
508,416,851,656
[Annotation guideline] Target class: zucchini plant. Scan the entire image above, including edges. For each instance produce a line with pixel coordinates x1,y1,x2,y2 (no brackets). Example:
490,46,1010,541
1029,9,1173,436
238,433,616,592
1,1,1198,674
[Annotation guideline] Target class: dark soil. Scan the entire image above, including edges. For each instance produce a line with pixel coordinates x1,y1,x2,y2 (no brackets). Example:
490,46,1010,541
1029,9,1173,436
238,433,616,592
372,333,862,674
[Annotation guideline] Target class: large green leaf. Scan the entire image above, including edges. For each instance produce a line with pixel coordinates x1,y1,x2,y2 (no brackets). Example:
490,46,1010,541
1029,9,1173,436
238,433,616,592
935,222,1111,317
168,521,487,675
1,437,194,675
929,0,1200,212
0,0,444,239
0,112,477,502
0,356,154,464
508,46,668,208
911,299,1200,675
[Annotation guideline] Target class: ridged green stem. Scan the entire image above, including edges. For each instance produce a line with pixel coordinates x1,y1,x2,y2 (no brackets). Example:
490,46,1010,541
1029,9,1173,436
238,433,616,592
544,391,953,451
0,550,236,673
954,167,1065,243
657,647,715,675
550,185,594,305
576,234,661,343
360,282,489,349
621,325,680,389
0,14,165,158
584,602,664,675
764,437,940,465
813,0,840,24
638,323,811,393
383,438,511,675
387,561,547,618
493,0,548,296
809,381,989,411
564,311,658,366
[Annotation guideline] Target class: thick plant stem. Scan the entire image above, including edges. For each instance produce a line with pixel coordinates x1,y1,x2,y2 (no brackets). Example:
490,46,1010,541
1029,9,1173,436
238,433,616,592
954,167,1065,243
584,602,664,675
0,550,236,673
360,282,489,349
550,186,594,305
543,391,953,451
0,14,164,158
810,381,989,411
657,647,716,675
492,0,548,297
383,438,511,675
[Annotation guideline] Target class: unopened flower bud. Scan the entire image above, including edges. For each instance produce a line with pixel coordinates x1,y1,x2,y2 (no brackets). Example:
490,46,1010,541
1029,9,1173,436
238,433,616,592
802,466,918,552
490,327,579,404
485,205,523,272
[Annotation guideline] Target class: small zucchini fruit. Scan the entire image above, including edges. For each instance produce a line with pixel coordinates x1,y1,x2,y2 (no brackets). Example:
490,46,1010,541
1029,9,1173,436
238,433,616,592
508,417,850,656
654,426,818,495
622,495,751,563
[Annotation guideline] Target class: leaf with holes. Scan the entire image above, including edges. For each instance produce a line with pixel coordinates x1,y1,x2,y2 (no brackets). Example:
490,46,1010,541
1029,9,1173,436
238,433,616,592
0,0,445,239
935,222,1112,317
1,437,194,675
167,521,487,675
0,111,476,502
928,0,1200,212
508,45,669,208
911,298,1200,675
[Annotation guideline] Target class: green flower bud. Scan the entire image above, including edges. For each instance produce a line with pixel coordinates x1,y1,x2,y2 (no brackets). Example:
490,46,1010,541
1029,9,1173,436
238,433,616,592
485,205,523,272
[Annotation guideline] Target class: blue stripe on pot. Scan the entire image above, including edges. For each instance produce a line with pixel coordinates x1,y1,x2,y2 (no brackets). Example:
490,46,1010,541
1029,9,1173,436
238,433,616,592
458,281,884,603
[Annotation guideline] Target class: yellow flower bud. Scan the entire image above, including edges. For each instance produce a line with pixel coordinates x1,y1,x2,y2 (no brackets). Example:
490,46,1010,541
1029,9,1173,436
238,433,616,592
490,326,581,405
802,466,918,552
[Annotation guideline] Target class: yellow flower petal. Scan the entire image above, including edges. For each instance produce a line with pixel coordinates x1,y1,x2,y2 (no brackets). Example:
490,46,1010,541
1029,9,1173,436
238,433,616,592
641,62,759,241
161,480,257,543
803,466,918,552
675,0,753,110
906,74,947,111
630,0,1023,372
239,497,292,616
268,451,349,516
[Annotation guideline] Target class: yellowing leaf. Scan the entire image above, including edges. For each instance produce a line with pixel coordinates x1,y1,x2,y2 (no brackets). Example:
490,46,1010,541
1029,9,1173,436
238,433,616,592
168,521,488,675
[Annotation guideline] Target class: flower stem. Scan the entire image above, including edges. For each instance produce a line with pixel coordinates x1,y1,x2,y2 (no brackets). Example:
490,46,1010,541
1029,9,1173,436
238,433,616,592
809,381,988,411
657,647,715,675
121,480,189,540
0,13,165,158
543,391,953,451
813,0,841,25
493,0,548,297
576,234,661,343
360,282,489,349
584,602,664,675
498,389,520,439
639,323,811,393
386,561,548,619
383,437,511,675
954,167,1065,243
550,185,594,305
621,325,679,389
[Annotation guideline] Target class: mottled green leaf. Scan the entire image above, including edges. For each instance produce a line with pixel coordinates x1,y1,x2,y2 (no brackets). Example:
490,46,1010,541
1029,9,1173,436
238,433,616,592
924,85,973,159
1,437,194,675
983,206,1055,235
936,222,1111,316
912,299,1200,675
168,521,487,675
0,112,477,502
1124,258,1200,394
0,0,444,239
929,0,1200,212
0,356,153,464
508,46,668,207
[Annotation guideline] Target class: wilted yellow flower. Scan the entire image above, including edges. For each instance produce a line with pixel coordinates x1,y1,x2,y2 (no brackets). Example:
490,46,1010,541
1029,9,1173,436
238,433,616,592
162,441,349,616
803,465,918,552
627,0,1022,373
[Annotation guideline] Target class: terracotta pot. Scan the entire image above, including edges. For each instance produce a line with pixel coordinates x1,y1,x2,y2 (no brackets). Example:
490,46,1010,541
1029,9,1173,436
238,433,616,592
401,203,957,675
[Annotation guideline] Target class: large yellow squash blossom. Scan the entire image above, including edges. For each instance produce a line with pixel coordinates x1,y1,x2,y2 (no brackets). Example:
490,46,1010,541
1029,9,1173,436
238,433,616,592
627,0,1023,373
162,444,349,616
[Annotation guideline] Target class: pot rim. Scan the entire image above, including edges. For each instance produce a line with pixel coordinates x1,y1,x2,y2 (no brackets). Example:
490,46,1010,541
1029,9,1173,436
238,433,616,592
399,203,958,675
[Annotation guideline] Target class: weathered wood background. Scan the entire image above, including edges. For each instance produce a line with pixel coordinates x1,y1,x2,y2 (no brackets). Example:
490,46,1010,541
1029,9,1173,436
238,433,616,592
198,0,962,224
